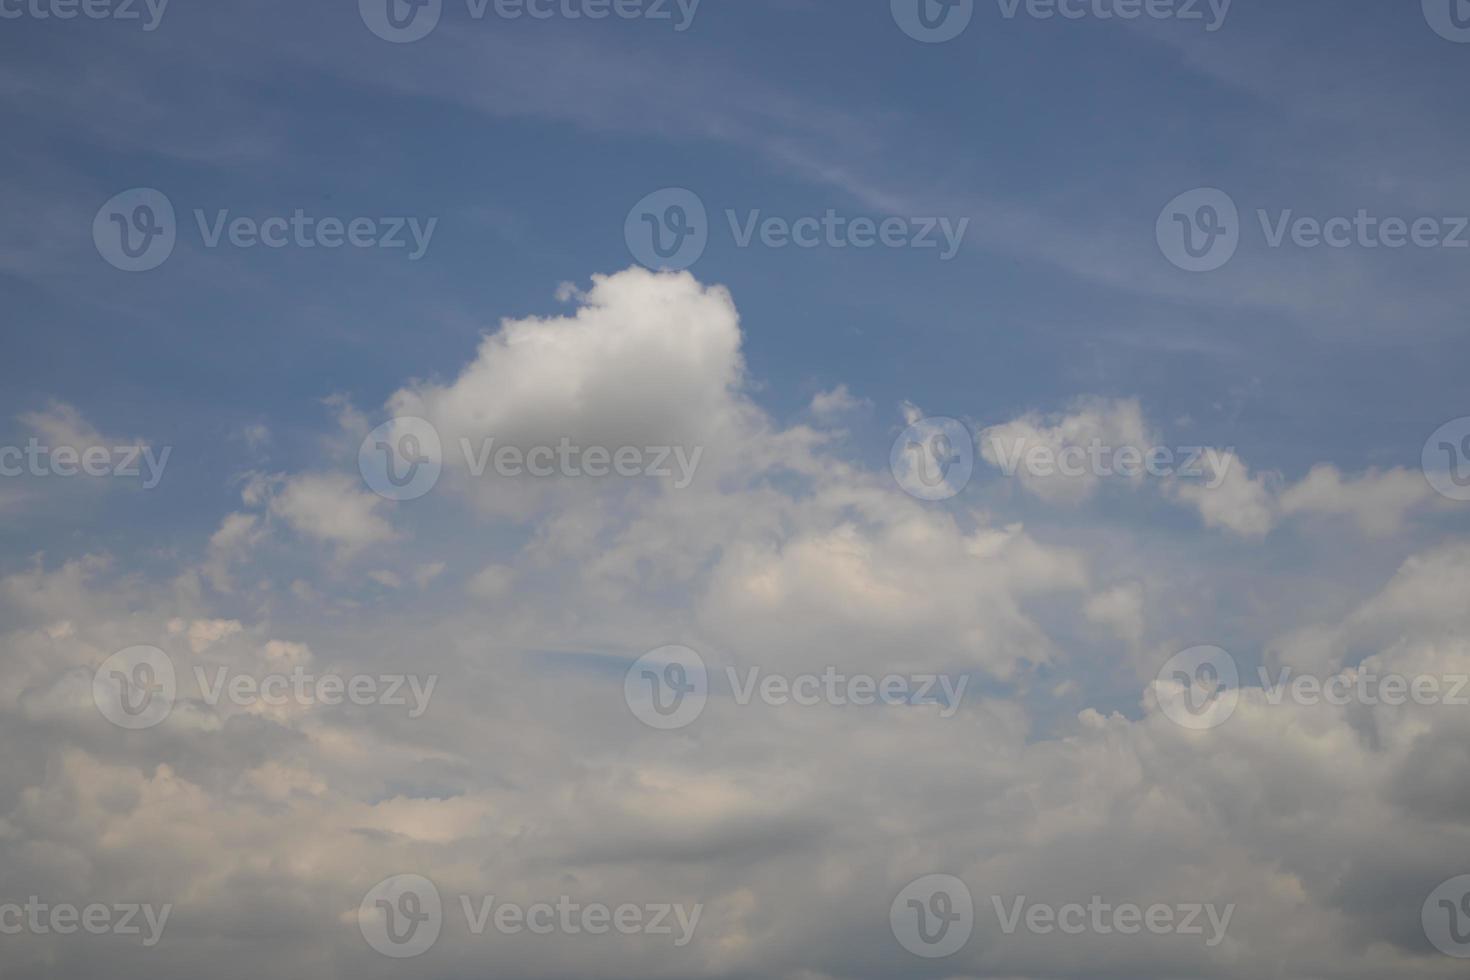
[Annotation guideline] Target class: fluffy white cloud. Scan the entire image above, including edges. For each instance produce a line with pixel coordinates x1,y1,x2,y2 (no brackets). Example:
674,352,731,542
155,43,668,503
1280,465,1437,536
269,472,397,551
1,270,1467,980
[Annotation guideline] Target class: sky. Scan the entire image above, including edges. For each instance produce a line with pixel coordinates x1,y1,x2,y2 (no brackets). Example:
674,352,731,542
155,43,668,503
3,0,1470,977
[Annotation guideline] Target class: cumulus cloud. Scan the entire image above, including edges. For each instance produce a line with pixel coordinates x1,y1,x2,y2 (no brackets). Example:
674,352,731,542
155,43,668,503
1,269,1466,980
1280,465,1437,536
268,473,397,551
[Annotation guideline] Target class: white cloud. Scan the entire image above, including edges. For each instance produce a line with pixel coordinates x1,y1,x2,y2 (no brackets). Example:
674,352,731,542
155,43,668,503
1280,465,1436,536
979,398,1154,504
269,473,397,551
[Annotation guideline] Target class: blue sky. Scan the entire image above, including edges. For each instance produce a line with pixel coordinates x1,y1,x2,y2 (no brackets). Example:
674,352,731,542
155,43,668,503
5,0,1470,567
4,2,1470,978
